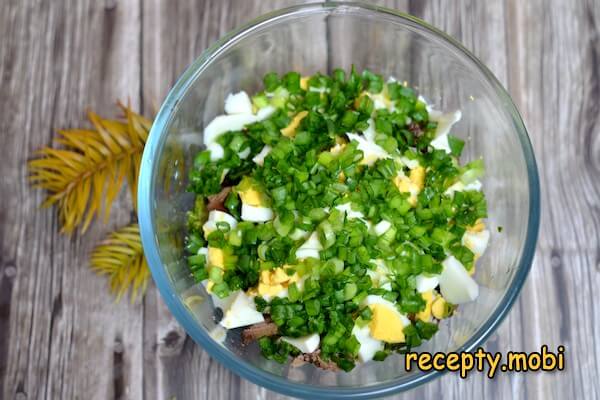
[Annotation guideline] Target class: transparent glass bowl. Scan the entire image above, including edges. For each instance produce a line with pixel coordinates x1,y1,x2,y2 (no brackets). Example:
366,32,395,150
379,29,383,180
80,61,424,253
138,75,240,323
138,2,540,398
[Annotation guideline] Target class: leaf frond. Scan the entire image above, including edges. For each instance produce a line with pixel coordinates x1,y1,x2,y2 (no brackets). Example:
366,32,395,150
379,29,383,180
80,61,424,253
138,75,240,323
91,224,149,302
27,105,151,234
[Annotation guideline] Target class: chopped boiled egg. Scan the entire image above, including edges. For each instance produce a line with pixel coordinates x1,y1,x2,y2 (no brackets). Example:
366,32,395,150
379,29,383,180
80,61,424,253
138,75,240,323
241,204,273,222
430,134,452,153
238,186,264,207
207,247,225,269
334,202,371,228
238,180,273,222
363,295,410,343
281,111,308,138
439,256,479,304
431,296,450,319
295,232,322,260
204,105,275,145
352,324,384,362
399,156,420,170
429,110,462,153
416,290,436,322
431,110,462,137
415,273,440,293
300,76,310,90
393,166,426,206
224,91,253,115
462,228,490,259
207,142,225,161
219,291,265,329
329,142,347,155
203,210,238,236
252,145,271,166
281,333,321,353
444,179,483,196
257,267,299,300
346,133,390,166
362,118,376,142
281,333,320,354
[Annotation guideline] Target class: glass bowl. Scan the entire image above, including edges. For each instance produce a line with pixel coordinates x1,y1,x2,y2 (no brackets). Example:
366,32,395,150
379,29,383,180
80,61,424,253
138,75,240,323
138,2,540,398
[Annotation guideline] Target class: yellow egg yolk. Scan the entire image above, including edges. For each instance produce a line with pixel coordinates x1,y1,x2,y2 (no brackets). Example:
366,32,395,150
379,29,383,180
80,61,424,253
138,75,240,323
416,291,436,322
468,219,486,233
410,166,426,189
257,267,299,297
281,111,308,138
239,187,263,207
300,76,310,90
393,167,426,206
431,296,449,319
207,247,225,269
368,304,406,343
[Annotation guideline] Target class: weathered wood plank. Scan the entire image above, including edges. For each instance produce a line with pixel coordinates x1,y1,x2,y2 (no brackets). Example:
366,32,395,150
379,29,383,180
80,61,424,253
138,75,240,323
0,0,144,399
1,0,599,399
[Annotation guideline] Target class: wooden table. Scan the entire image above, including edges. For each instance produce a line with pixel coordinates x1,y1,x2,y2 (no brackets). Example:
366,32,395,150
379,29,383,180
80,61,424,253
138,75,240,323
1,1,598,399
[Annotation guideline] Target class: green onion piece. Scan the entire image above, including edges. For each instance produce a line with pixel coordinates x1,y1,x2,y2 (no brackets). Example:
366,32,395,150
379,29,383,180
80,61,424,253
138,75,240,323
305,299,321,316
343,282,358,300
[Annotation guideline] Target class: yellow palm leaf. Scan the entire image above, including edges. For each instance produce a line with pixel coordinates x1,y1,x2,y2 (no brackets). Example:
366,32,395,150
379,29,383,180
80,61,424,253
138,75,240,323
91,223,149,302
27,104,152,234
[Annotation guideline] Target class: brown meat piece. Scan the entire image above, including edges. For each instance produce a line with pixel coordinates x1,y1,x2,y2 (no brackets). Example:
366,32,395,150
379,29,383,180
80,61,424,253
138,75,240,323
408,122,424,137
291,350,340,371
206,186,232,212
241,321,278,344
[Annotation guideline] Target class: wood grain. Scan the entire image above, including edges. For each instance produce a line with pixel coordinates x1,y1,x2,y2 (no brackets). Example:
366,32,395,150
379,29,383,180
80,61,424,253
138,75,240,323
0,1,598,399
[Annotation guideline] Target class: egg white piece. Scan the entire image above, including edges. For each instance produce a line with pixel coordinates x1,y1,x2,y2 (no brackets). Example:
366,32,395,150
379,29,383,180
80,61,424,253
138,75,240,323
431,110,462,137
430,133,452,153
399,156,420,170
362,118,377,142
241,204,273,222
346,133,391,166
219,291,265,329
281,333,320,354
334,202,371,229
352,324,384,362
224,91,253,115
252,145,272,166
203,210,238,235
295,232,322,260
439,256,479,304
373,220,392,236
428,110,462,154
207,142,225,161
204,105,275,145
444,179,483,196
415,274,440,293
462,229,490,257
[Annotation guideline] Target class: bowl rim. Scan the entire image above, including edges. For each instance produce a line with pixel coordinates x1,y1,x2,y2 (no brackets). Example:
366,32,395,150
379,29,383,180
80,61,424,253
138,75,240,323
138,2,541,398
